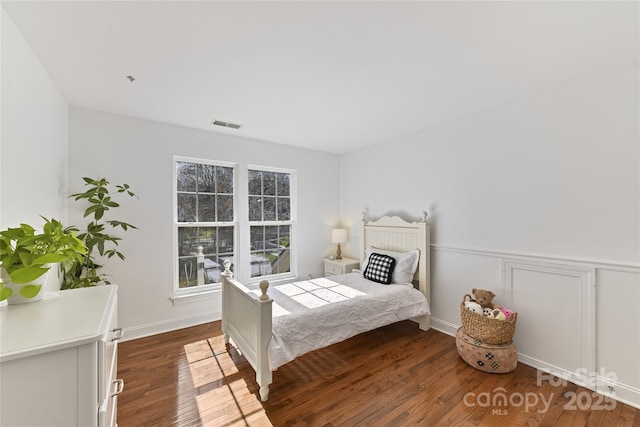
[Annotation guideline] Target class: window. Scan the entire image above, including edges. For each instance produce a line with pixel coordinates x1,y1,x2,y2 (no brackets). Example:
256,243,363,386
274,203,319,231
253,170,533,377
175,158,236,292
248,168,294,279
173,158,295,297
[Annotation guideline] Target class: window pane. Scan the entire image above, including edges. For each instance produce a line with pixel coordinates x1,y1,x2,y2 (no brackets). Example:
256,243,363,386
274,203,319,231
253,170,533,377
217,166,234,194
217,226,234,254
277,198,290,221
250,251,272,278
263,197,276,221
178,227,199,256
198,194,216,222
217,195,233,221
265,226,279,250
250,226,264,250
198,164,216,193
178,257,198,288
275,248,291,274
248,170,262,195
266,249,279,265
279,225,290,247
263,172,276,195
277,173,290,196
196,227,217,255
203,255,222,284
249,197,262,221
177,194,196,222
177,162,197,192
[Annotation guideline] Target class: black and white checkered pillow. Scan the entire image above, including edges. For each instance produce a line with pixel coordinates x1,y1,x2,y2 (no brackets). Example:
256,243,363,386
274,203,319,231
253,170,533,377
363,253,396,284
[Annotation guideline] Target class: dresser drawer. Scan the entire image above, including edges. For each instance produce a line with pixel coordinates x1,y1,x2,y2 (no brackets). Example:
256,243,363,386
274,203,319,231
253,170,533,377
325,262,342,275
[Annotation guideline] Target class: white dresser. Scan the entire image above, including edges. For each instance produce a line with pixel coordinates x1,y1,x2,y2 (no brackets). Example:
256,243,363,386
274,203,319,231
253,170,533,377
0,286,122,427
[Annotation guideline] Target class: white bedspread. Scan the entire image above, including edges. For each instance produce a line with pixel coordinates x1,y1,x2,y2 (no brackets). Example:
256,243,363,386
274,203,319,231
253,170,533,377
255,272,430,370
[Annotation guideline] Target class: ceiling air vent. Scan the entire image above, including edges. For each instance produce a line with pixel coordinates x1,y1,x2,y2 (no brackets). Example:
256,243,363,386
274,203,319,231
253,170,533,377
212,119,241,130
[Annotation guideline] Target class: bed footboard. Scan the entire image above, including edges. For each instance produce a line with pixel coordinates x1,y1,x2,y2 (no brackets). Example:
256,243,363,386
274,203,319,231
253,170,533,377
221,261,273,402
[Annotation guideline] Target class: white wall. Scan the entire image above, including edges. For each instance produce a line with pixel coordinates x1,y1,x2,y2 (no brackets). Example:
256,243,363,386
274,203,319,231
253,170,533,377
68,108,340,339
340,65,640,406
0,6,68,229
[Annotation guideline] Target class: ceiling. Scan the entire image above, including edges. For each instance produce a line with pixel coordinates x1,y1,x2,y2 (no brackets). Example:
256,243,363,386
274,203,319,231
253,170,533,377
3,1,638,154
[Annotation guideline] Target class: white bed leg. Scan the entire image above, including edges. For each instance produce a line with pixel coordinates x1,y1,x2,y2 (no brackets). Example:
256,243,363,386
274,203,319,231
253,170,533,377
259,386,270,402
223,333,230,344
419,314,431,331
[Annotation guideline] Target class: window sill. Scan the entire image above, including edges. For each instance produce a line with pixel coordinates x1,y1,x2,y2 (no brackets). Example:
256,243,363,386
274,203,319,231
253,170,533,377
171,287,221,306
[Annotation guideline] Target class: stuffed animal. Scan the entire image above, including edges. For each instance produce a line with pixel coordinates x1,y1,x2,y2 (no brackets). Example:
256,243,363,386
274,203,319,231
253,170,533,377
482,307,493,317
499,306,514,320
487,308,506,320
472,288,498,309
463,294,483,314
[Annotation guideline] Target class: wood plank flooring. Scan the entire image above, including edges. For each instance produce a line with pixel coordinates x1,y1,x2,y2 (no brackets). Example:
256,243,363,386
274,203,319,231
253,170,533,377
117,321,640,426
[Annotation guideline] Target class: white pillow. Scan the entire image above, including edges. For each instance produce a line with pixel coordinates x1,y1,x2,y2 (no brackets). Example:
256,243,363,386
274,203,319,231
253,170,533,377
361,246,419,284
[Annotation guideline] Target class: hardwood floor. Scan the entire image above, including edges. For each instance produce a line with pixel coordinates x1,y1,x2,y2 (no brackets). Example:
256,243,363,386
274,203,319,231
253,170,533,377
117,321,640,426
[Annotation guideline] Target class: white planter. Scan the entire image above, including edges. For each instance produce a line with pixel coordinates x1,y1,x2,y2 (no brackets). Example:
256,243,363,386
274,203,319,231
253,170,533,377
46,263,63,292
1,264,59,304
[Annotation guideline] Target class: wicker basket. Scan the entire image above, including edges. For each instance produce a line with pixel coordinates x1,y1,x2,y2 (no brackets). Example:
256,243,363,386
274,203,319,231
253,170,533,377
460,294,517,345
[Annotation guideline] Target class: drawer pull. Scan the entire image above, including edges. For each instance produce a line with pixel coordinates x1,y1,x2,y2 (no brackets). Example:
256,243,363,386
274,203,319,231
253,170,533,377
111,379,125,397
111,328,124,341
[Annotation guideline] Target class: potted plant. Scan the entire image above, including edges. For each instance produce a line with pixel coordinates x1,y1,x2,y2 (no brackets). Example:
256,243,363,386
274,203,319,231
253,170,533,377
0,217,87,304
63,177,138,289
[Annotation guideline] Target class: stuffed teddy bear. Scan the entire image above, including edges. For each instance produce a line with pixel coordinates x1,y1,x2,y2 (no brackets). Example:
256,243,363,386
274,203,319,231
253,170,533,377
463,294,483,315
472,288,498,309
482,307,493,317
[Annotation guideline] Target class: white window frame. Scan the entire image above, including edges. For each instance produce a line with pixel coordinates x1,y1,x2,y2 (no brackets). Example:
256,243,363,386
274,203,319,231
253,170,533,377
172,156,238,301
246,164,297,285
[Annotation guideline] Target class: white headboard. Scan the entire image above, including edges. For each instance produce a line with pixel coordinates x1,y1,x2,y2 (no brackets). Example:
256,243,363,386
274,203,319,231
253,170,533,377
361,212,430,303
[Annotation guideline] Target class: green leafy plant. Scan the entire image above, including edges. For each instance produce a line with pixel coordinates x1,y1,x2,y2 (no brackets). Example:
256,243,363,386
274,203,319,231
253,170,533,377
63,177,138,289
0,217,87,301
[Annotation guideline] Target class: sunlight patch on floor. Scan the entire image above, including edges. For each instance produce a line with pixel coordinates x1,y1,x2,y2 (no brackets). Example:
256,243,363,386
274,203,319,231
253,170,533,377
178,338,273,426
196,379,271,427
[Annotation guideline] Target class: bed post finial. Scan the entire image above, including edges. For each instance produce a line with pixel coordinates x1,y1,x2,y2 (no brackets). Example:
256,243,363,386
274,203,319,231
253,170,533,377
222,259,233,279
421,211,428,222
361,212,367,222
259,280,270,301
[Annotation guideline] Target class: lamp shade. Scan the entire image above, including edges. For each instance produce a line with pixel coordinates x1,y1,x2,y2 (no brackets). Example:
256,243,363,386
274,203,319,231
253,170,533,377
331,228,348,244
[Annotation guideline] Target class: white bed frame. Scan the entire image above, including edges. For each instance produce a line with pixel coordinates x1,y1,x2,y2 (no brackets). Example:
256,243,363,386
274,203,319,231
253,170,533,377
221,212,430,402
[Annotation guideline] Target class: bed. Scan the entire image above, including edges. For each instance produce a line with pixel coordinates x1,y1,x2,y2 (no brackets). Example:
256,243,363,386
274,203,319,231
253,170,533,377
221,212,431,402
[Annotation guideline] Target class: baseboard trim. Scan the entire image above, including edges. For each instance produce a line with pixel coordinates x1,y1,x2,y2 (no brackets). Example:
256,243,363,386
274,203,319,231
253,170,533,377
517,353,640,410
121,311,221,342
430,317,458,337
595,375,640,410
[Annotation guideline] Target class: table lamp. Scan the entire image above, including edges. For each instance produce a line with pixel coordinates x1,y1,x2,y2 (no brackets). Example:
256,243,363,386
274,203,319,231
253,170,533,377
331,228,348,260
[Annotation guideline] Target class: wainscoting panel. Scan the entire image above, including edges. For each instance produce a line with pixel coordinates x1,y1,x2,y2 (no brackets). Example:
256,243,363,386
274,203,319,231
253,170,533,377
429,245,640,408
502,259,596,388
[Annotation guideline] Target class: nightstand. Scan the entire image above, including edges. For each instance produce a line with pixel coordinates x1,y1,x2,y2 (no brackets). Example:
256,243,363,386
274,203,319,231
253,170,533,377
324,257,360,276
